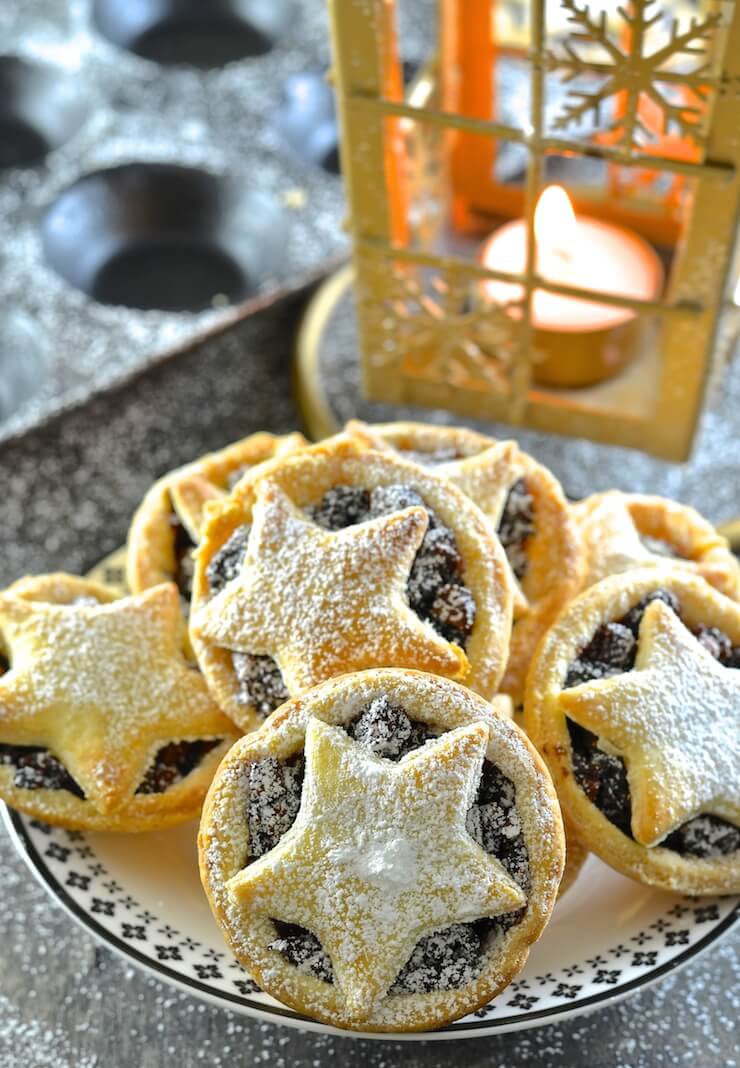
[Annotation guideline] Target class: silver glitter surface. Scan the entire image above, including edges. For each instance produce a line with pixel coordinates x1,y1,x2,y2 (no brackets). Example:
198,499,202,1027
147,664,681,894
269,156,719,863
0,296,738,1068
0,0,355,442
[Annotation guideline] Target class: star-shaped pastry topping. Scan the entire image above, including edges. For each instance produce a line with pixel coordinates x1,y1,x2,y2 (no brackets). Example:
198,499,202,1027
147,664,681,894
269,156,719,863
0,584,234,812
560,600,740,846
442,442,532,616
574,491,659,585
169,470,223,542
228,717,526,1020
191,479,468,693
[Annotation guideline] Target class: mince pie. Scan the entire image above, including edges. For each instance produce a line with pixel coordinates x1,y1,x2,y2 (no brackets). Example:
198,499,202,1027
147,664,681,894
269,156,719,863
127,432,306,616
573,490,740,600
198,668,564,1031
346,421,583,704
0,574,238,831
189,436,514,733
525,568,740,895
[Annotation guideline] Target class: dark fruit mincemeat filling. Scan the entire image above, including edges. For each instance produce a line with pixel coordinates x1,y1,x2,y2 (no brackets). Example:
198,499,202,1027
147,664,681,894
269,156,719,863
203,481,484,721
307,484,476,648
497,479,535,583
244,695,530,994
0,738,223,800
205,523,289,718
564,589,740,859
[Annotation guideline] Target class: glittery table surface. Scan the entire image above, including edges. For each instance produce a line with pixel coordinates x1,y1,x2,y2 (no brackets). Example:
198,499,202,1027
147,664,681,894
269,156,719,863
1,295,739,1067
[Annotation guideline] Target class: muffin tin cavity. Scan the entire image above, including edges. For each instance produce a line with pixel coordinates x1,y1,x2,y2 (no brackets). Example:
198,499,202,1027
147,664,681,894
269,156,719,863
0,3,426,442
275,71,339,175
41,164,288,312
92,0,292,68
0,56,88,169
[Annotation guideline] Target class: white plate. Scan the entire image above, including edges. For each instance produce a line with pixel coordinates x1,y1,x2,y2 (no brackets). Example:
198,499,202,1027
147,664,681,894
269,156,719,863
5,804,737,1040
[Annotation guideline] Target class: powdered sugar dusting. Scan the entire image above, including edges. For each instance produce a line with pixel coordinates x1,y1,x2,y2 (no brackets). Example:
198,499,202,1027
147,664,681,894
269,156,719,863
562,598,740,847
0,581,233,816
329,829,419,892
199,669,564,1029
190,442,513,721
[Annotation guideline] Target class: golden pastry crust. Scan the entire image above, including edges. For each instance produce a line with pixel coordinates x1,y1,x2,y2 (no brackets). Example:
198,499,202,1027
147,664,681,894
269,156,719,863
573,490,740,600
0,574,239,832
126,432,307,600
199,668,564,1032
190,436,514,732
558,823,588,899
524,568,740,895
346,421,584,704
346,420,497,465
6,572,119,606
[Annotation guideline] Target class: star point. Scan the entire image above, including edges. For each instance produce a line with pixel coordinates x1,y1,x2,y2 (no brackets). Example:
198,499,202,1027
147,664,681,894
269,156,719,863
560,599,740,846
169,471,223,541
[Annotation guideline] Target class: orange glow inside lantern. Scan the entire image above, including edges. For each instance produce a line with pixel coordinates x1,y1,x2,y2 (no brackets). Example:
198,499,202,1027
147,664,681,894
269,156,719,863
440,0,706,249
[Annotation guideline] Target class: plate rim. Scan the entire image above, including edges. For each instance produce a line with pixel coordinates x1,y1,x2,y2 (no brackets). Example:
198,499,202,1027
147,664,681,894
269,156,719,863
5,805,739,1041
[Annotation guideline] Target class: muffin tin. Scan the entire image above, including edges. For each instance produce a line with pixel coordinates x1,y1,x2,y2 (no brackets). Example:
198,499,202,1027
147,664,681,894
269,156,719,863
0,0,432,440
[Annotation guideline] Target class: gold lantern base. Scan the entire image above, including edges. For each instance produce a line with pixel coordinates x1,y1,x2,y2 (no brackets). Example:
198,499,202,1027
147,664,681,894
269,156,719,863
294,265,350,440
295,263,669,444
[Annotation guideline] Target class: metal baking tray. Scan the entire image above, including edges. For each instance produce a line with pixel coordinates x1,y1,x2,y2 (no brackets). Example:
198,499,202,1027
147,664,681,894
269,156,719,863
0,0,370,440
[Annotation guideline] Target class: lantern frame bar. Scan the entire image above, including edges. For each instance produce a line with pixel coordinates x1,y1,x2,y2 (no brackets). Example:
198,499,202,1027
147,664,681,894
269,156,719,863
328,0,740,460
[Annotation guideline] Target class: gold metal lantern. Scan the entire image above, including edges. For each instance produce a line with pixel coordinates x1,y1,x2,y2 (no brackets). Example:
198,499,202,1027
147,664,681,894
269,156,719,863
327,0,740,460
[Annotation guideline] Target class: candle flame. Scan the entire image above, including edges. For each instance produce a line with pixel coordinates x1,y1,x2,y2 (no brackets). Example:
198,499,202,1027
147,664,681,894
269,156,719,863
534,186,577,261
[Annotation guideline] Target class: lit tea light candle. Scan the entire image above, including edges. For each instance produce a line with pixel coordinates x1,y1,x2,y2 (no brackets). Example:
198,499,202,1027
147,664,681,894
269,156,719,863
480,186,663,388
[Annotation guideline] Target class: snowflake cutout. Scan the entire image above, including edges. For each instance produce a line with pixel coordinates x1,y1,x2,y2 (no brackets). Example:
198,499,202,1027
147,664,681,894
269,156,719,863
375,266,519,396
546,0,730,152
